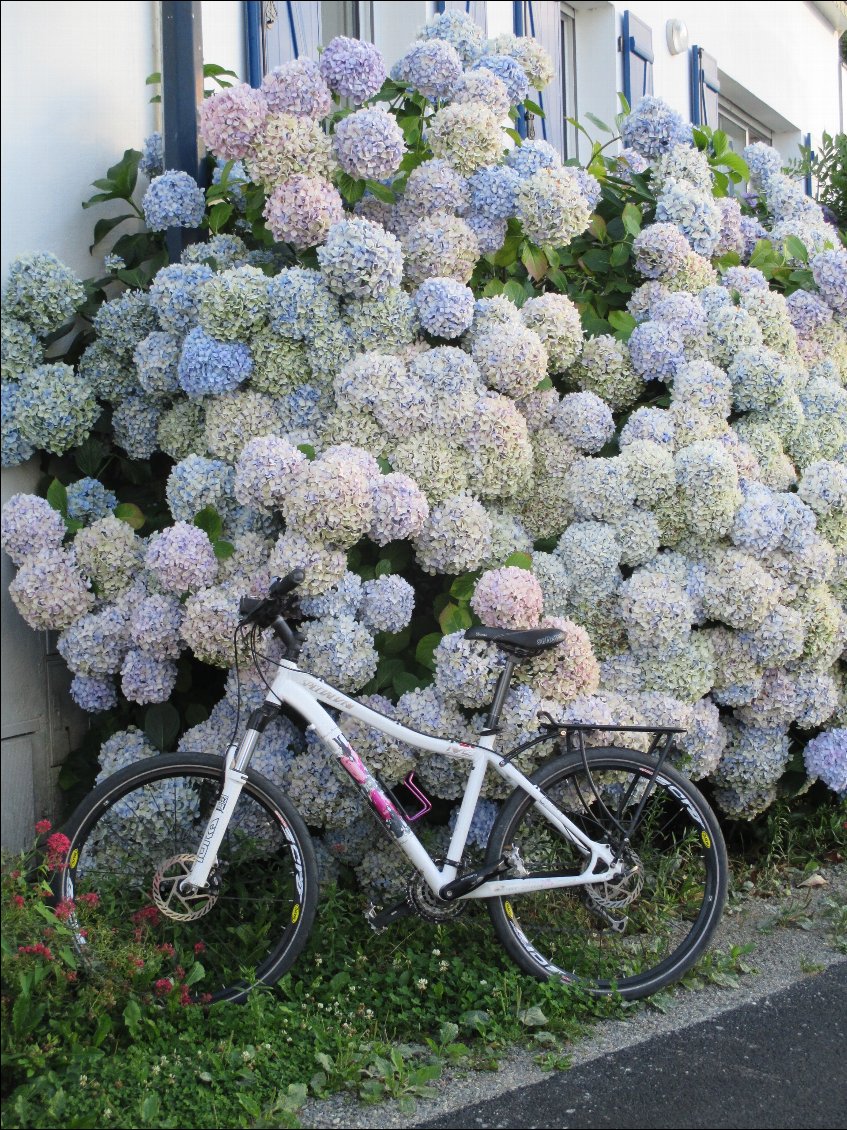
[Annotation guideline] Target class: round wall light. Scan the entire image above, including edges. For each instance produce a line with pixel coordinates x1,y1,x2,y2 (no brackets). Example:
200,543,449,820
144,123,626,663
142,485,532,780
666,19,689,55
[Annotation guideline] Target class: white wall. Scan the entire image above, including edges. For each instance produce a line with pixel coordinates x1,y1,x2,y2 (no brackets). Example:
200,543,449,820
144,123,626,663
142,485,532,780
610,1,842,156
0,0,245,848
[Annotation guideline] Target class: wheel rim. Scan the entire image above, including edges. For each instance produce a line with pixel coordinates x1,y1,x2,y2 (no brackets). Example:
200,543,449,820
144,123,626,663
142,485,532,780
61,765,308,1003
496,759,722,995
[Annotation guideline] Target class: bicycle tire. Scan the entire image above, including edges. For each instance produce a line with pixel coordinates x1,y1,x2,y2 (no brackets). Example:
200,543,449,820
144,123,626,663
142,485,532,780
485,747,728,1000
55,752,318,1004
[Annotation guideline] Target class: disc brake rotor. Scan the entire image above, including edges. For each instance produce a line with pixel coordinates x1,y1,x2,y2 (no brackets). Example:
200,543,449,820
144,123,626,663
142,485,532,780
152,854,219,921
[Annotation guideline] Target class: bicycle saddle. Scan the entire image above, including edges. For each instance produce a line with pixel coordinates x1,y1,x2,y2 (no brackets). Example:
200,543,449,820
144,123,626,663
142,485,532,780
465,625,566,657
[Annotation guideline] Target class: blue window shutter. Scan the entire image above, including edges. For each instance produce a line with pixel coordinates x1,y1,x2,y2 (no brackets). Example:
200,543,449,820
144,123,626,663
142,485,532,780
804,132,813,196
244,1,264,87
263,2,322,70
621,11,653,107
690,46,719,127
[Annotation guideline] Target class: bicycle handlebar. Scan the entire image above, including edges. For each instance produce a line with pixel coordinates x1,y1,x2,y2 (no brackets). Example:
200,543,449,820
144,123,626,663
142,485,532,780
238,570,305,657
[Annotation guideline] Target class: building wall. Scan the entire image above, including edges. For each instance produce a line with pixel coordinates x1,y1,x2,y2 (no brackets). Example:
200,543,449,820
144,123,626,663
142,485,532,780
609,1,842,158
0,0,245,848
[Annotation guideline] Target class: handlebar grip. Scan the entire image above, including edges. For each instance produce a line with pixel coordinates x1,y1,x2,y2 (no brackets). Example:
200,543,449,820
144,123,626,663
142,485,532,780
238,596,264,618
269,568,305,598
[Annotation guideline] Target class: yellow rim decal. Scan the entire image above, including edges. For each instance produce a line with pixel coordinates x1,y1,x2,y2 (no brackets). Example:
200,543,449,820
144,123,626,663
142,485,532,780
701,831,712,849
291,904,300,924
69,849,79,868
505,900,514,920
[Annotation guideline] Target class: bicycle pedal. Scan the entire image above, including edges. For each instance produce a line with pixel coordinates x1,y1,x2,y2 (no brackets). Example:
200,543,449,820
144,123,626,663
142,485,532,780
365,898,413,932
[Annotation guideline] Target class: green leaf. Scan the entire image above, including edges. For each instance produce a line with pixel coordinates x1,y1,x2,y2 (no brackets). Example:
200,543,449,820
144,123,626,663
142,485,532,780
518,1005,549,1026
298,443,316,460
415,633,442,671
438,603,473,635
145,71,161,85
194,505,223,542
523,98,545,117
610,241,630,267
123,998,142,1038
784,235,809,262
584,111,613,134
213,539,235,560
144,702,180,752
503,551,533,570
185,961,206,987
710,129,729,156
521,243,548,282
380,626,411,655
140,1094,161,1124
449,572,479,601
90,214,136,252
505,127,524,145
364,180,396,204
393,671,425,696
580,248,610,273
482,278,504,296
608,309,637,336
46,478,69,518
588,214,607,240
374,558,394,578
503,279,527,306
536,375,553,391
208,201,234,234
621,202,643,236
114,502,145,530
718,150,750,179
92,1013,113,1048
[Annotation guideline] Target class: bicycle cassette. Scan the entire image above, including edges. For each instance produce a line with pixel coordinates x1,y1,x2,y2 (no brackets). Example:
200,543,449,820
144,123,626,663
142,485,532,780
406,872,466,923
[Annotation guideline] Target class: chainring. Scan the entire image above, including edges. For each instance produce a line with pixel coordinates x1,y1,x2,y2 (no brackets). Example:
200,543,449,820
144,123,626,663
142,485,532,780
406,871,466,923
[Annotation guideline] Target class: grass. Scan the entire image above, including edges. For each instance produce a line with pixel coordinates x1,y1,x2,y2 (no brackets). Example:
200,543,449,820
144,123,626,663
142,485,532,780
2,789,845,1129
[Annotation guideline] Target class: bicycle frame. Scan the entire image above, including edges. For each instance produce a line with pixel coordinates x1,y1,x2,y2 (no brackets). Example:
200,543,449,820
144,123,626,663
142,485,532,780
182,658,623,900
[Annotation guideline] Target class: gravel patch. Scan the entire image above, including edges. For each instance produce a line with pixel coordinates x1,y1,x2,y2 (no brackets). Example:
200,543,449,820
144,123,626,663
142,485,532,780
299,864,846,1129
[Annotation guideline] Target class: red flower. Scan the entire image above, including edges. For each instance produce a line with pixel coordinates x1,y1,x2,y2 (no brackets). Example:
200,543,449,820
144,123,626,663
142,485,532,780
34,819,52,836
179,985,192,1007
45,833,71,870
194,941,206,955
18,942,54,961
54,898,76,921
77,892,100,908
12,895,25,908
157,942,175,957
154,978,173,996
131,905,160,928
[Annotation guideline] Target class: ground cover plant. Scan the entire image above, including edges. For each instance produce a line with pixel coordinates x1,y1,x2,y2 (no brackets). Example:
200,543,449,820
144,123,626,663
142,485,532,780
2,797,844,1129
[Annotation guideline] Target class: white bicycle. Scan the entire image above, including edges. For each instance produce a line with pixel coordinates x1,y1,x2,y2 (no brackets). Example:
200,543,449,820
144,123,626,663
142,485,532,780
56,570,728,1004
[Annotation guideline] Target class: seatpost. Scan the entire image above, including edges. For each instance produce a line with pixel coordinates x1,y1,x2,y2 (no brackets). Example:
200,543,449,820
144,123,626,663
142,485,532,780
482,656,517,733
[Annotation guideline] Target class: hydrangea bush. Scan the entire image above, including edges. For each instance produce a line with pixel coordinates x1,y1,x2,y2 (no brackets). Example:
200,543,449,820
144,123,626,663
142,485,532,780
2,13,844,885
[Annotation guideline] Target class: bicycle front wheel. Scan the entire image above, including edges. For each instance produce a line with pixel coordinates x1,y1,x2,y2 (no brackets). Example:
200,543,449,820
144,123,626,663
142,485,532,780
485,748,727,1000
56,753,318,1004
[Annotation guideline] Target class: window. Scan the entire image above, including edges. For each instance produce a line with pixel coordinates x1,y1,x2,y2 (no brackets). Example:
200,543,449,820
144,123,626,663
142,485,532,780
560,2,578,160
718,98,772,152
262,1,366,71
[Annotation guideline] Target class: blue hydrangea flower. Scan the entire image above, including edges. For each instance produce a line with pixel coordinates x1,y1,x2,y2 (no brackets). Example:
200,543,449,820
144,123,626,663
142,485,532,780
112,396,162,460
359,575,415,634
93,291,158,358
2,253,85,337
177,326,253,397
66,478,117,523
148,263,213,334
166,454,235,523
802,729,846,793
319,36,387,104
472,54,530,106
142,170,206,231
620,96,693,158
140,131,164,178
467,164,520,221
14,364,99,455
505,139,560,178
268,267,339,340
1,383,35,467
317,218,404,300
70,674,117,713
414,277,475,339
392,39,463,99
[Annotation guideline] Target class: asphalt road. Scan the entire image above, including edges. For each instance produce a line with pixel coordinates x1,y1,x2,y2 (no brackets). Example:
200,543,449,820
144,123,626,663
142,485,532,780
416,962,847,1129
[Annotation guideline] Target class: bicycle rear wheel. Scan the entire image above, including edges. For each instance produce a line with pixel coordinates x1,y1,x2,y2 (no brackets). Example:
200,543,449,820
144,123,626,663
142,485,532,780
56,753,318,1004
485,747,727,1000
